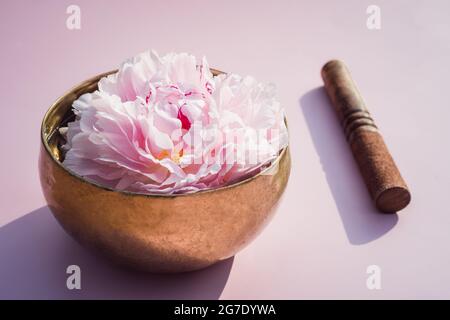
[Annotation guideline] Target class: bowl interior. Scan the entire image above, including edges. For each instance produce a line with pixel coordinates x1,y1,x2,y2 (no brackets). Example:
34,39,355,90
42,72,111,163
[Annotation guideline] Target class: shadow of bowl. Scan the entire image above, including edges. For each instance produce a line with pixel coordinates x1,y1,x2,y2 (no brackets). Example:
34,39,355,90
0,207,234,299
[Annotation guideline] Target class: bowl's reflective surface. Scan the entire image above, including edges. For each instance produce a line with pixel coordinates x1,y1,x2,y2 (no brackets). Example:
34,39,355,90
39,71,291,273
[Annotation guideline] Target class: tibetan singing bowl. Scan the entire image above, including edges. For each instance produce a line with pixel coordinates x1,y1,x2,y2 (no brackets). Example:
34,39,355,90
39,69,291,273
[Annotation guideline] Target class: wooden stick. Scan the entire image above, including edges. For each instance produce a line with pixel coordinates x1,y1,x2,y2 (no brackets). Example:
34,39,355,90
321,60,411,213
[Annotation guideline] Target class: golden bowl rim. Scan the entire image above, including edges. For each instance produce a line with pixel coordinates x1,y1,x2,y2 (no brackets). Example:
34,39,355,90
40,70,289,198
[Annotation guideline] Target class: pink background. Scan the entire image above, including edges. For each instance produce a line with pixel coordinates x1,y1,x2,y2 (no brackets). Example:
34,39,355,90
1,0,449,299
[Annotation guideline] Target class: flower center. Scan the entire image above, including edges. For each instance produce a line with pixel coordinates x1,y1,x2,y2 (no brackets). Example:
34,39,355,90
156,149,184,164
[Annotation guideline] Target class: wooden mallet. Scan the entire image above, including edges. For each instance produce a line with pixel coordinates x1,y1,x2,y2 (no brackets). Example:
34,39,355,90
321,60,411,213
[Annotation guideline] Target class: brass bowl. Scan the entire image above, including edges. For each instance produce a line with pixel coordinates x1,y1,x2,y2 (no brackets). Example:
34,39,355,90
39,70,291,273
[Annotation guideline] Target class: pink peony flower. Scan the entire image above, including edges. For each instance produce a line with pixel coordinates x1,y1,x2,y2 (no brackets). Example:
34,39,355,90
61,50,288,194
